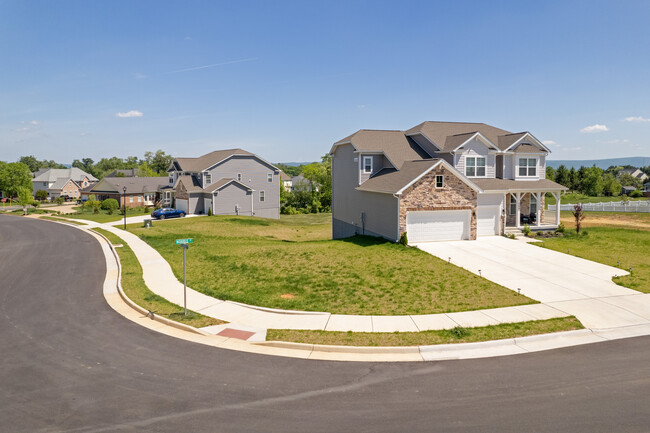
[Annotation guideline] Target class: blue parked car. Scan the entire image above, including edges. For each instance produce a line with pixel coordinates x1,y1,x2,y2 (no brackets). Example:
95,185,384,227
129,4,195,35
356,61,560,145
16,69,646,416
151,208,186,220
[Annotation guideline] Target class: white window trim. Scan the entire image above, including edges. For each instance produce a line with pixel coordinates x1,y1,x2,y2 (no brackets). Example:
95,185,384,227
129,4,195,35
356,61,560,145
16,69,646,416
267,173,273,183
362,156,373,174
518,157,538,177
530,194,537,214
509,195,517,215
465,156,487,178
260,190,265,202
204,173,212,186
435,175,444,188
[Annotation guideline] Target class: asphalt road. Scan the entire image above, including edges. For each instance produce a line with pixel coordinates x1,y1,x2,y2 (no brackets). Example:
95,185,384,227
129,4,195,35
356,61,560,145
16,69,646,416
1,214,650,433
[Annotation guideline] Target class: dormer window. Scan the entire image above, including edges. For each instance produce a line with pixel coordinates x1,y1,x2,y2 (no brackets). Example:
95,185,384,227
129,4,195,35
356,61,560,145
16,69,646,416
465,157,486,177
205,173,212,186
363,156,373,174
169,175,174,185
519,158,537,177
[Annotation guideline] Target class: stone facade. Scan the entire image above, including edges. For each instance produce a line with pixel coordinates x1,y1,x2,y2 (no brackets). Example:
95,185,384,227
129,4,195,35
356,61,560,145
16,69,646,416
399,167,477,239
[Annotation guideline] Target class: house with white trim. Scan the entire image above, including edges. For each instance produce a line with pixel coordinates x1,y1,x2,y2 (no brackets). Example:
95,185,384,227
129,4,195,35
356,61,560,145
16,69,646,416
330,121,567,243
167,149,280,219
32,168,97,200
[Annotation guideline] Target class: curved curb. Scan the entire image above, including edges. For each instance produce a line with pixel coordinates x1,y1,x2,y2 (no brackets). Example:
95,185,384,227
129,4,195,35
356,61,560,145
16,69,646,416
40,218,650,362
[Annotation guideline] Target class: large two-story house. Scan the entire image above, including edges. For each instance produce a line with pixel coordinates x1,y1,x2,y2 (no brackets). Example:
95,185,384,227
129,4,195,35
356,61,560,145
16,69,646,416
167,149,280,219
32,168,98,200
330,121,567,243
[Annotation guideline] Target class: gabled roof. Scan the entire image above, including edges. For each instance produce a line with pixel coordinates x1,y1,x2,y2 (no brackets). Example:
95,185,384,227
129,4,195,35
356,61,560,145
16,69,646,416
331,130,431,169
33,168,98,183
405,121,512,152
92,177,168,194
204,178,253,193
279,171,292,181
356,159,480,195
174,175,204,193
173,148,279,173
49,178,78,190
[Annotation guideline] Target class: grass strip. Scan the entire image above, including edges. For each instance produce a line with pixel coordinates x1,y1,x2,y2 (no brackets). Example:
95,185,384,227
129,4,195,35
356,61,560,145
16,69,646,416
92,228,224,328
267,317,583,347
40,216,87,225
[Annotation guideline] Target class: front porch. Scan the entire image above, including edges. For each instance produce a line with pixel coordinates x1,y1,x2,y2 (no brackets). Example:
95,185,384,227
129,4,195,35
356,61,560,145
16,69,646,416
505,191,562,229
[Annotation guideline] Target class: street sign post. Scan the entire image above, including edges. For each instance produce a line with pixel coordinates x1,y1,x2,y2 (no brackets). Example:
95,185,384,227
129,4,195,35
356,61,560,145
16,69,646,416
175,238,193,315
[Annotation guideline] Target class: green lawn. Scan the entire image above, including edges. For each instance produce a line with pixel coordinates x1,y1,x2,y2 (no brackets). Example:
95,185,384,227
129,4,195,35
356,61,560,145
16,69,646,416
40,216,87,225
267,317,583,346
92,228,223,328
66,207,152,223
539,226,650,292
129,214,535,315
545,192,648,206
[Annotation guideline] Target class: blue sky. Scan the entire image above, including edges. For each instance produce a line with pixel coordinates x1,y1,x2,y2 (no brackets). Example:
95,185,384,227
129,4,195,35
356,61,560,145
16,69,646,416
1,0,649,164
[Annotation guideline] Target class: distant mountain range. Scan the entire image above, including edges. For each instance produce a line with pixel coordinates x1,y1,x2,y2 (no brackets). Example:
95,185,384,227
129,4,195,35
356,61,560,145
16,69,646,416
276,161,315,167
546,156,650,170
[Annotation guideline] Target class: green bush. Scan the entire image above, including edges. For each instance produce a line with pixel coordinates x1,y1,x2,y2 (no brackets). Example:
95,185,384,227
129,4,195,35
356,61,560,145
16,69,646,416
207,207,213,216
101,198,119,215
522,224,532,237
55,196,65,205
555,222,565,234
35,190,48,201
450,326,469,338
630,190,643,198
32,201,40,208
399,231,408,246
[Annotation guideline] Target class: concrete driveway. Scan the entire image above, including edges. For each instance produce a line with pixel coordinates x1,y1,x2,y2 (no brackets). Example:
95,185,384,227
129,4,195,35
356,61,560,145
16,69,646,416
416,237,650,330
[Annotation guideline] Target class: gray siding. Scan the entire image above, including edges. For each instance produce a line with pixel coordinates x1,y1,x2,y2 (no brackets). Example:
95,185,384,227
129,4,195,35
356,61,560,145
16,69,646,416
206,155,279,219
455,139,495,179
332,144,399,241
212,183,253,216
359,154,386,184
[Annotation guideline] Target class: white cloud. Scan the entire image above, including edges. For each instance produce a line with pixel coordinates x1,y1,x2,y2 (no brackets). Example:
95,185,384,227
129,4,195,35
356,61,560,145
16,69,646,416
599,139,629,144
563,146,583,151
542,140,557,146
116,110,143,118
30,120,40,125
14,127,30,132
580,124,609,133
623,116,650,123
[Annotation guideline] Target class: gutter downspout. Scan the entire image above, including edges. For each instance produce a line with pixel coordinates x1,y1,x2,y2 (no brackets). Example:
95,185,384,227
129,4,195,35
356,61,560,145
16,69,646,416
251,191,254,216
393,193,401,242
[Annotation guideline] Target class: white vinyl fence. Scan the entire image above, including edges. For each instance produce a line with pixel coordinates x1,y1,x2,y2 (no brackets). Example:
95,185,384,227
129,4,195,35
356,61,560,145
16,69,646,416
548,201,650,213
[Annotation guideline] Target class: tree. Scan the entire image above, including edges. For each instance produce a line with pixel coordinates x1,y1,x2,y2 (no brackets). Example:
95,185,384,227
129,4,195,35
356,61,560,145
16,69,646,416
580,166,604,196
572,204,586,234
602,173,621,197
35,190,48,201
137,161,157,177
73,158,95,176
0,162,33,198
16,186,34,215
617,172,643,190
144,150,174,174
545,166,556,181
555,165,571,188
18,155,41,173
569,167,579,192
275,163,304,177
84,194,101,214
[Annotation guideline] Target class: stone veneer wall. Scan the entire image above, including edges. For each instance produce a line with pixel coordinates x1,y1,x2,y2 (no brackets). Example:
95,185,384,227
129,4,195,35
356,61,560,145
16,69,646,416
399,166,477,240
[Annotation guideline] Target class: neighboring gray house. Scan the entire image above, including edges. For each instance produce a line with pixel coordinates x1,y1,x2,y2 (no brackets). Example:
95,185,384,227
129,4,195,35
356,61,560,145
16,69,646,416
330,121,568,243
32,168,98,200
168,149,280,219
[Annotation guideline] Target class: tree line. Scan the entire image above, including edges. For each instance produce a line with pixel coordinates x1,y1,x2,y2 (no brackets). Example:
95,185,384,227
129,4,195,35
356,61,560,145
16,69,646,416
277,154,332,214
546,164,649,197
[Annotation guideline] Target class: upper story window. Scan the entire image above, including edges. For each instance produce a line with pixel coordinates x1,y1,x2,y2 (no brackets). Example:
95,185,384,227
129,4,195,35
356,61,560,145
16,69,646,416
204,173,212,186
465,157,486,177
237,173,242,182
519,158,537,177
267,173,273,183
260,190,265,202
169,174,174,185
363,156,373,174
435,175,444,188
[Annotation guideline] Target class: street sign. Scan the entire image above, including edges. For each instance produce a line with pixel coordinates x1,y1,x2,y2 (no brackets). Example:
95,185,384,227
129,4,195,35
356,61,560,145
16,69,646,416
175,238,193,245
175,238,193,315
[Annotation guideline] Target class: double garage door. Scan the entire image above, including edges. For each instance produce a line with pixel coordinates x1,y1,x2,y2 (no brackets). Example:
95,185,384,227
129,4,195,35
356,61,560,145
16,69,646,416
406,207,500,243
406,210,470,243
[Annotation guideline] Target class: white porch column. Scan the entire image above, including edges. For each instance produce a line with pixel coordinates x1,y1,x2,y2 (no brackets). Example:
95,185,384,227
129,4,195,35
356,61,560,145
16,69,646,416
515,192,522,228
535,192,542,227
554,191,561,226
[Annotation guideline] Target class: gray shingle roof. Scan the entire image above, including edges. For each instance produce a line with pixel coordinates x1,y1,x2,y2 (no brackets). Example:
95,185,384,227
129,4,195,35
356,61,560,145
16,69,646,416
355,160,442,194
94,177,169,194
204,178,253,193
406,121,519,152
174,149,254,172
49,178,77,190
472,178,567,192
33,168,98,183
333,130,431,169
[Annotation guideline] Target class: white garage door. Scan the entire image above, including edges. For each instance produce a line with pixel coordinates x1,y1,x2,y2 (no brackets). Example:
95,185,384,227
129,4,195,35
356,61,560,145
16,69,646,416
175,199,189,213
477,206,500,236
406,210,470,243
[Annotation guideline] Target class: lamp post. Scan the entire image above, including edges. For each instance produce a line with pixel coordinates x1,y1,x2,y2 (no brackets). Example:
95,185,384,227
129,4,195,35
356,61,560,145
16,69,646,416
122,186,127,230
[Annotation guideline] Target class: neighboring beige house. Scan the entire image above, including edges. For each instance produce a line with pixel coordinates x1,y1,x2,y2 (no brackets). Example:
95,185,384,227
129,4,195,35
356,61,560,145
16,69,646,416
32,168,97,200
331,121,567,243
280,171,293,191
620,167,649,181
86,177,169,208
167,148,280,218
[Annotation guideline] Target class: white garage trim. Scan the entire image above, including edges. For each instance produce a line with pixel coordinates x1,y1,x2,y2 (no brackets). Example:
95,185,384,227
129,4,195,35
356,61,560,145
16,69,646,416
477,205,500,236
406,209,470,243
175,199,189,213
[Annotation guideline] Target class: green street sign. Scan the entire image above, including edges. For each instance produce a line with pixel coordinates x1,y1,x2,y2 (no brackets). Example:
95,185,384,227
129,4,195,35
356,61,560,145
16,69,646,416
175,238,193,245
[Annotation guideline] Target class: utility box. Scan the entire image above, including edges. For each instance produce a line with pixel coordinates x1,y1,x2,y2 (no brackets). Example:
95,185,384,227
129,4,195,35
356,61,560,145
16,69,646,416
144,219,153,228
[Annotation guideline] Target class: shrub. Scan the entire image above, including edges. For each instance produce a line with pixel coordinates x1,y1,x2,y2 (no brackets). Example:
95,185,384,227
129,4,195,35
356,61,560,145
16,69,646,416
32,201,40,208
207,207,213,216
55,196,65,205
555,222,565,234
101,198,119,215
506,233,516,240
522,224,532,237
399,231,408,246
35,190,48,201
450,326,469,339
630,190,643,198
